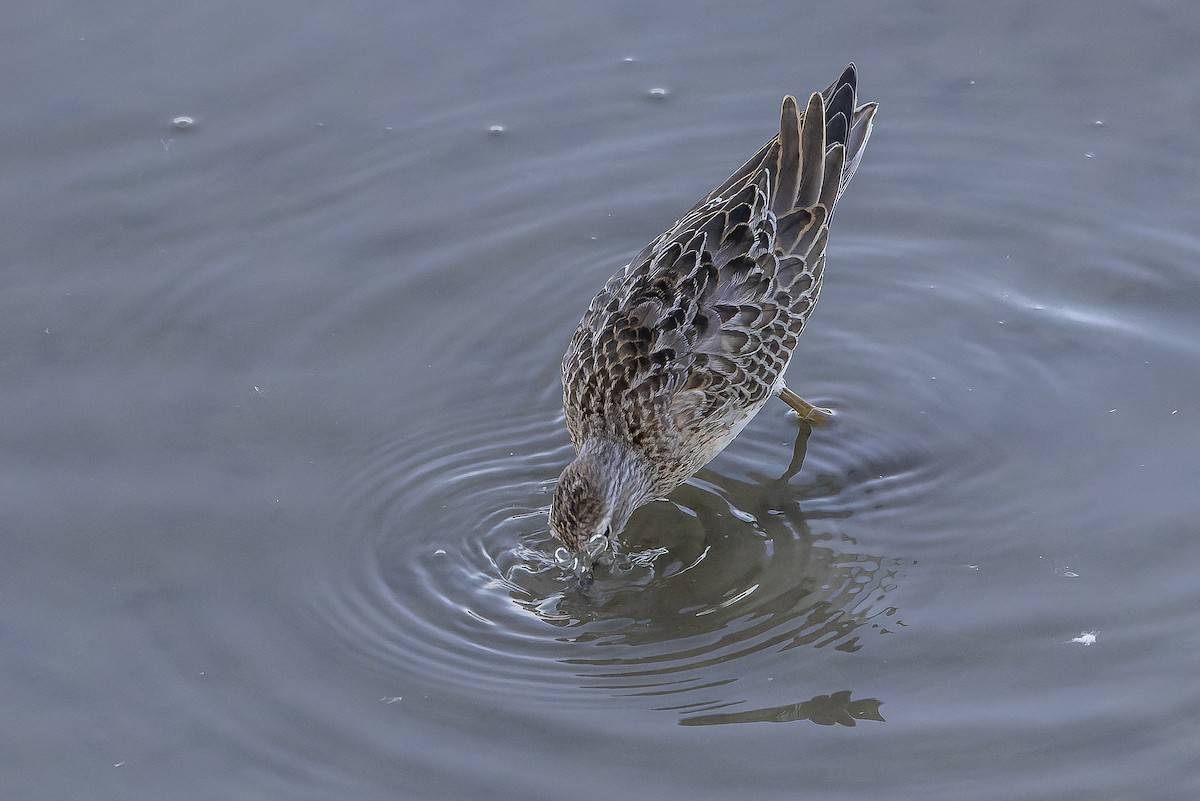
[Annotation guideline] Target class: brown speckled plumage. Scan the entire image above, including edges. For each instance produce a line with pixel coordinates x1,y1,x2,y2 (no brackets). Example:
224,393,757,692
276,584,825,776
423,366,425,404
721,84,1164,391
550,65,877,558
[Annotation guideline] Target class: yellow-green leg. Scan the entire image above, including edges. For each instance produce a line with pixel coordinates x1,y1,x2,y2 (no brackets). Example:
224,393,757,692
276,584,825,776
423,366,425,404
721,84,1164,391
778,386,831,425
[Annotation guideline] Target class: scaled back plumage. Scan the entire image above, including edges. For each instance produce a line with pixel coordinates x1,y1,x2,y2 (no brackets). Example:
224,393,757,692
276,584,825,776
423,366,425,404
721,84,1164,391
553,65,876,558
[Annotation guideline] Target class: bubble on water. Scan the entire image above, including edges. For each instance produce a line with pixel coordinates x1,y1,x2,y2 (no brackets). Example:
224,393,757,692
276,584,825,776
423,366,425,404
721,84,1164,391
488,124,506,136
171,116,196,130
1069,630,1097,646
647,87,669,100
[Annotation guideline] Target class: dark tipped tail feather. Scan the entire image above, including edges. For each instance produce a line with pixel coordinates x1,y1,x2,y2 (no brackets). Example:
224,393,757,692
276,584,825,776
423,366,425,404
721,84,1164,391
771,64,875,256
822,63,877,206
703,64,876,253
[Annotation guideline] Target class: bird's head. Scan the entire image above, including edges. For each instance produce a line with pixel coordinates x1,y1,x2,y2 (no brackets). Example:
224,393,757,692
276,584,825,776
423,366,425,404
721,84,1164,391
549,440,649,568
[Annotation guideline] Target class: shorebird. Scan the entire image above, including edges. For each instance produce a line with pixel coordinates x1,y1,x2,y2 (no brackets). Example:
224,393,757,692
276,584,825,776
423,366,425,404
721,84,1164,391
550,65,876,567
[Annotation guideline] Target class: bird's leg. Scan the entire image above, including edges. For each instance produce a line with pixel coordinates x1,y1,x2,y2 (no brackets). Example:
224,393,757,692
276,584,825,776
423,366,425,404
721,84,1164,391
778,386,831,425
779,419,813,482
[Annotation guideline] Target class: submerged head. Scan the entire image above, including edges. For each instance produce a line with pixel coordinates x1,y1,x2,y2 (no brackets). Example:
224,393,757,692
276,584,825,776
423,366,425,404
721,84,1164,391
549,461,613,566
548,440,649,566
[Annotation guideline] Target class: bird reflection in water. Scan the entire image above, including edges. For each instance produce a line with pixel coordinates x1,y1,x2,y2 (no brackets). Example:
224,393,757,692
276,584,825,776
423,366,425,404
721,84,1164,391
505,420,905,713
679,690,884,727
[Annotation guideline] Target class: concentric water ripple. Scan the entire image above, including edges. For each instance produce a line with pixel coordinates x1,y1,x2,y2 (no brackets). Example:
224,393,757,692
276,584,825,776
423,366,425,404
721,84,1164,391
312,396,920,712
309,98,1200,719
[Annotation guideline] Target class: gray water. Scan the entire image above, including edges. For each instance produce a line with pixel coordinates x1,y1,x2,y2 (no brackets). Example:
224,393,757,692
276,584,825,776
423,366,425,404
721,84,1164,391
5,2,1200,799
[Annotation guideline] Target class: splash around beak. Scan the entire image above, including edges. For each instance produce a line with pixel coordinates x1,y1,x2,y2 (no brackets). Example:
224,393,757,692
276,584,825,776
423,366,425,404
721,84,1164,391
554,531,612,582
584,532,611,561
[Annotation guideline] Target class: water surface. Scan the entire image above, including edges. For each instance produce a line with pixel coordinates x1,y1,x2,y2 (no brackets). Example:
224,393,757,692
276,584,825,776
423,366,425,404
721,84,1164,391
4,2,1200,799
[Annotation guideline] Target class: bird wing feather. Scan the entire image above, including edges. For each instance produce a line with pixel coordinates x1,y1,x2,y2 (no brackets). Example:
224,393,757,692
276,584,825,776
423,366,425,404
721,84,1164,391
562,64,876,461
